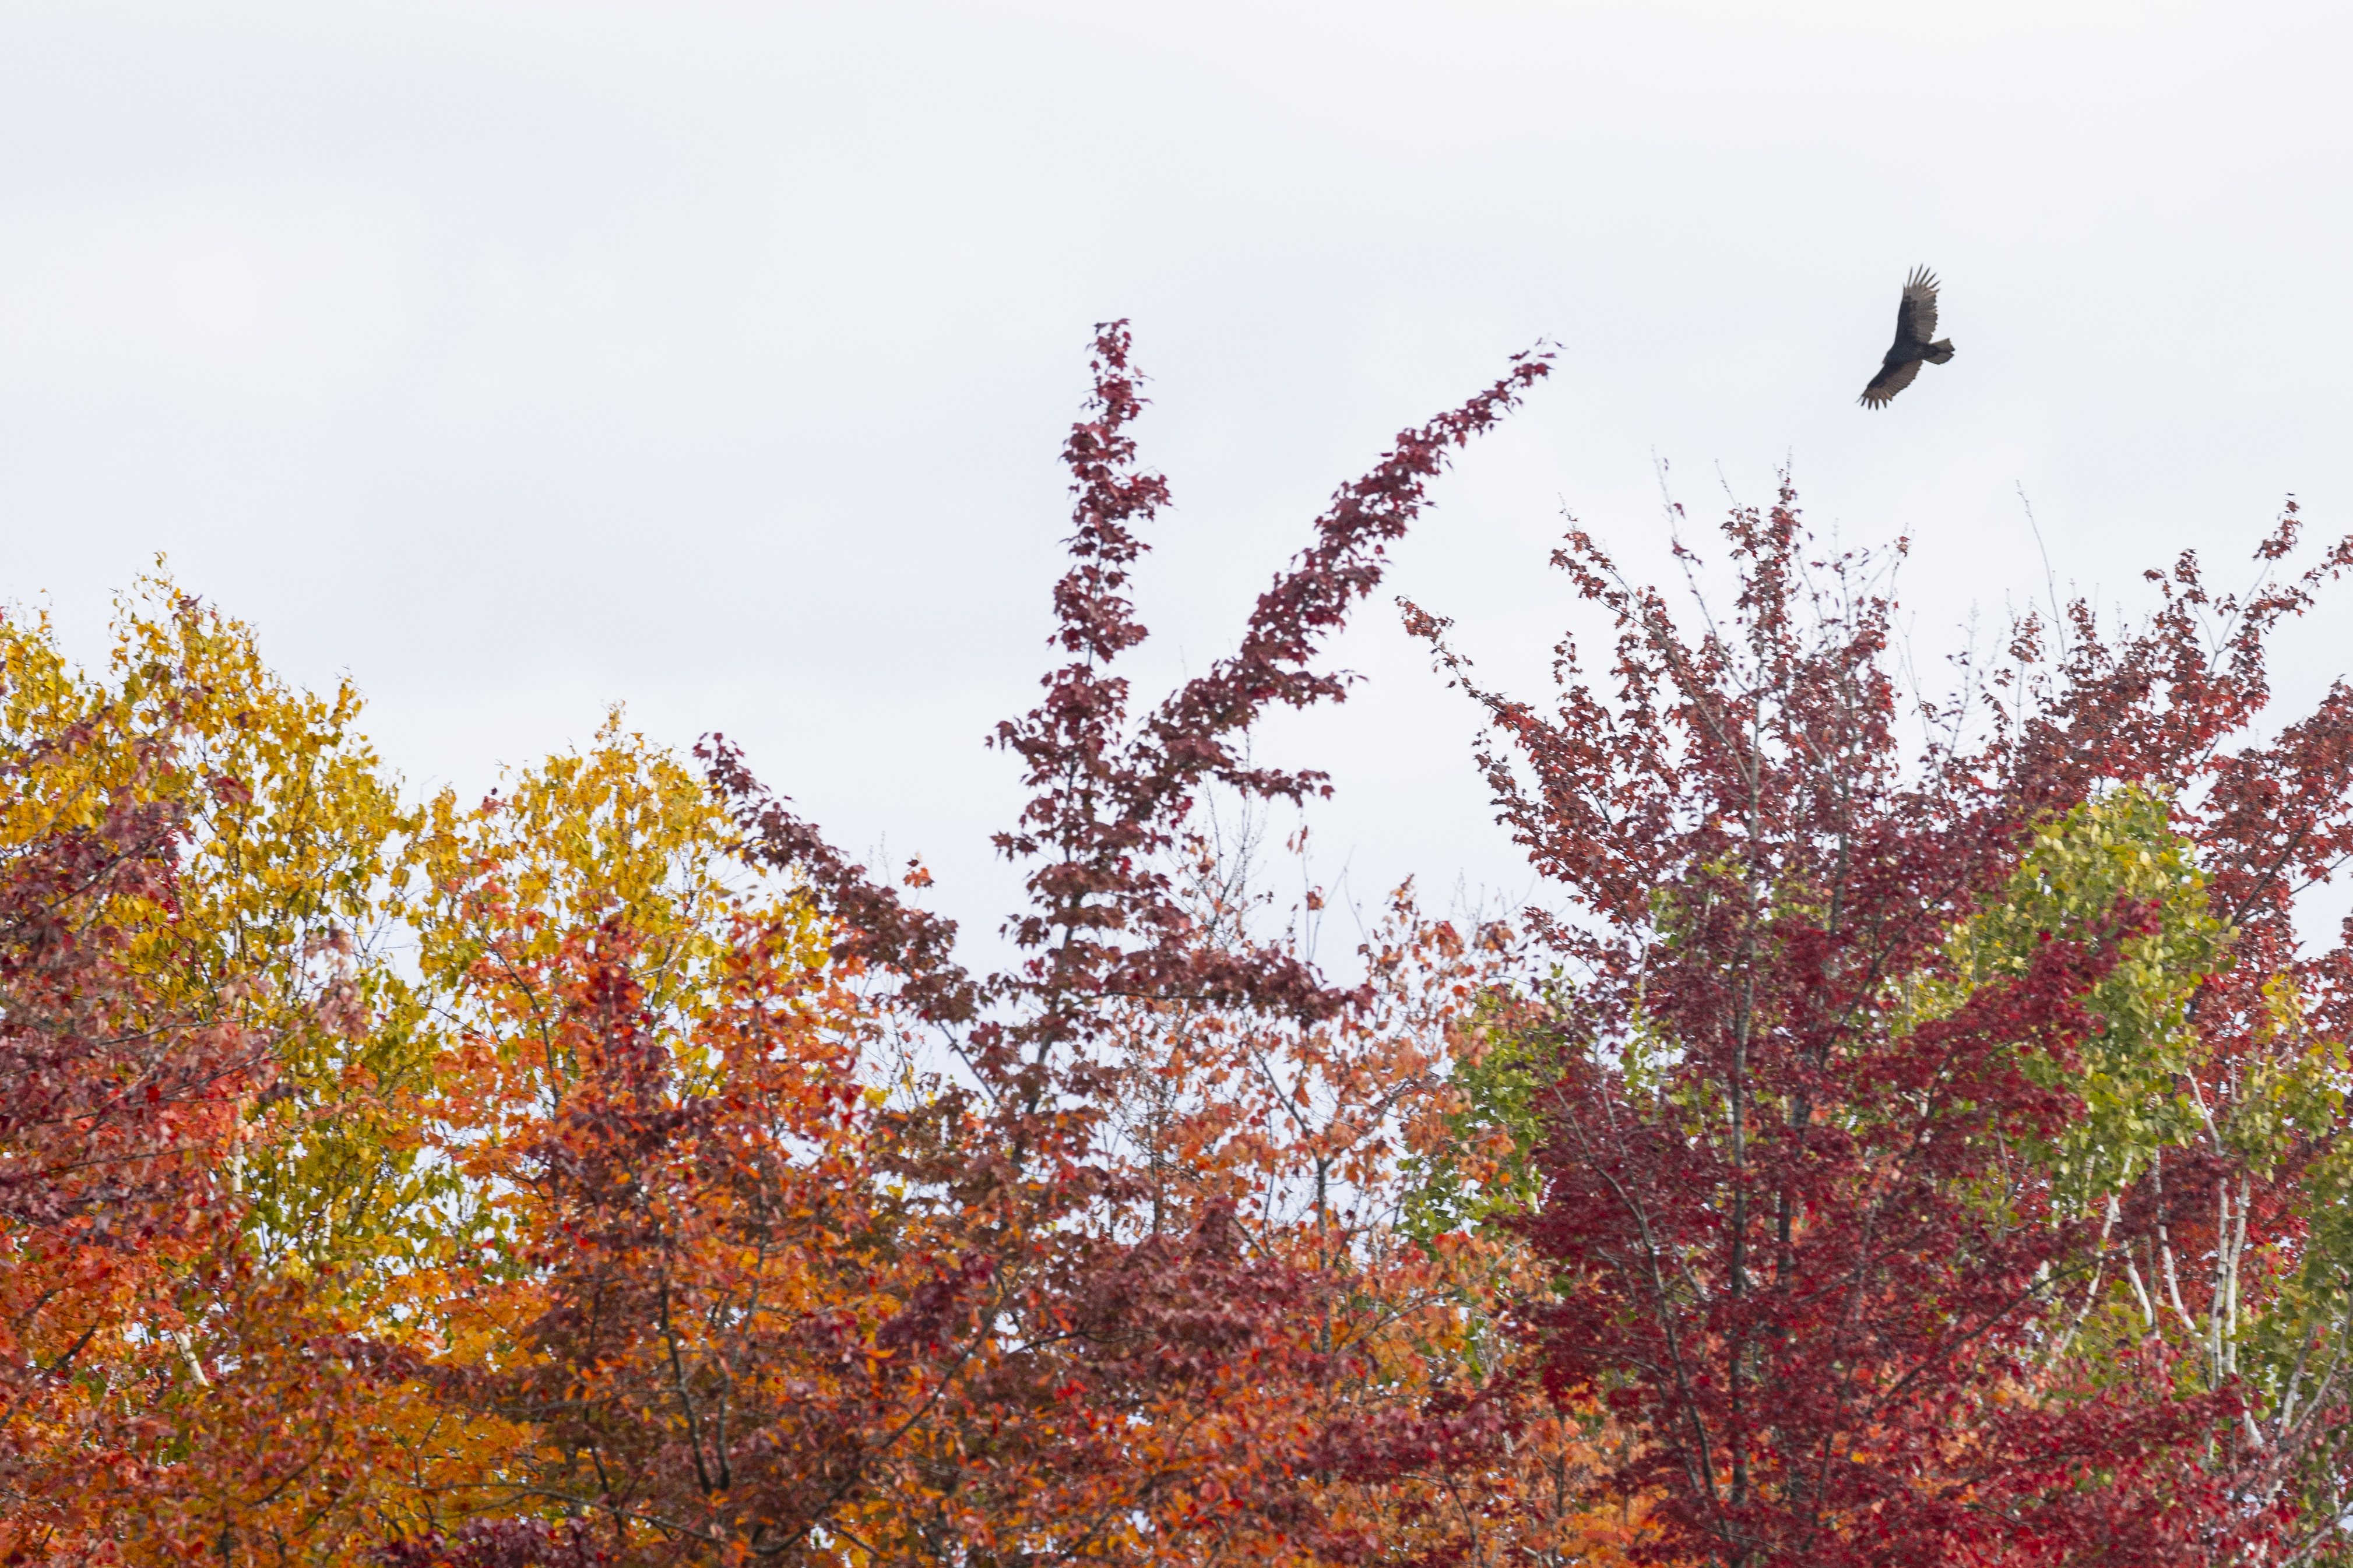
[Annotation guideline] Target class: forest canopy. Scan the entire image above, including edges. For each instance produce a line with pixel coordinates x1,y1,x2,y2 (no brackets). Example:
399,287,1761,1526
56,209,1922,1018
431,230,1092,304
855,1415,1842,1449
5,325,2352,1568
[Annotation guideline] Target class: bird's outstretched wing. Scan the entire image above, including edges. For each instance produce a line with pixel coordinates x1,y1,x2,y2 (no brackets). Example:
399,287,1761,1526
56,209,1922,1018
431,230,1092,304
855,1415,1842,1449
1896,266,1940,345
1859,357,1922,408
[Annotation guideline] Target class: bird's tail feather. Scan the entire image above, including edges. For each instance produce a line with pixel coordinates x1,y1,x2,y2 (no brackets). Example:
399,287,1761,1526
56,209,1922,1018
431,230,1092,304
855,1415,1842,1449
1926,339,1955,364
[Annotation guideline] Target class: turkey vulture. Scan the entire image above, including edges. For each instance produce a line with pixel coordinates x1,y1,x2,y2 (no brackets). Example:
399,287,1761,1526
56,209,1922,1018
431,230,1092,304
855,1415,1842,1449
1858,266,1954,408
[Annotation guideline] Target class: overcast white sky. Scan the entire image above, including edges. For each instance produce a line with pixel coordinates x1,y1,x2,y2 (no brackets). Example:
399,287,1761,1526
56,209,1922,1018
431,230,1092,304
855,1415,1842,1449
4,3,2350,963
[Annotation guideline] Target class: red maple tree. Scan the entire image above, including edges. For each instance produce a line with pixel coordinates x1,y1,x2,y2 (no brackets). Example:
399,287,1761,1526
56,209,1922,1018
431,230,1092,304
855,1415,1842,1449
374,320,1558,1564
1404,489,2353,1565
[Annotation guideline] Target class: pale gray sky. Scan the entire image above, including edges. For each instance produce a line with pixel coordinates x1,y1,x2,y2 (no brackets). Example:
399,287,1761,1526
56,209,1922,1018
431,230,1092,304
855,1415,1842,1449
4,3,2350,959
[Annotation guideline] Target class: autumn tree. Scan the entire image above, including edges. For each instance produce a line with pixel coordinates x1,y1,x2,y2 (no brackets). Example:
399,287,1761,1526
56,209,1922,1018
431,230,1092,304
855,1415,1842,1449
0,696,275,1556
0,599,733,1560
702,320,1576,1566
1404,491,2353,1565
368,319,1563,1565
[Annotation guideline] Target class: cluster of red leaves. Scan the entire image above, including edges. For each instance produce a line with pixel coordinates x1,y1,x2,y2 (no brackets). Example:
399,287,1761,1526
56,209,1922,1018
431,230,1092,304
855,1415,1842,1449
1404,490,2353,1565
0,718,280,1555
696,323,1546,1561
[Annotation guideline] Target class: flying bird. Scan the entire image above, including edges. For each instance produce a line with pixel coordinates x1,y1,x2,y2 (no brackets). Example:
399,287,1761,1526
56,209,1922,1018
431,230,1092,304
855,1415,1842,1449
1858,266,1954,408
